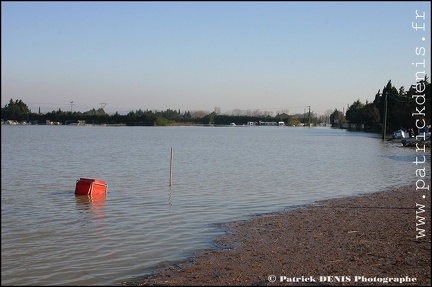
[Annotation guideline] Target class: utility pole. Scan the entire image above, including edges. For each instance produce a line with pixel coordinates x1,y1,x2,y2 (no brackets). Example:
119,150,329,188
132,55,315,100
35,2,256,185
342,107,345,128
382,92,388,140
70,101,74,113
100,103,107,109
307,106,311,127
304,107,306,124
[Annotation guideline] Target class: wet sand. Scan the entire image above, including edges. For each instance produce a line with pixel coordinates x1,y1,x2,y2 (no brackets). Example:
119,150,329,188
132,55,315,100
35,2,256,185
125,185,431,286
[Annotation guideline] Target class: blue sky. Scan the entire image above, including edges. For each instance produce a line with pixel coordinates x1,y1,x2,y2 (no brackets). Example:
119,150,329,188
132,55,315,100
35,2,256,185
1,1,431,115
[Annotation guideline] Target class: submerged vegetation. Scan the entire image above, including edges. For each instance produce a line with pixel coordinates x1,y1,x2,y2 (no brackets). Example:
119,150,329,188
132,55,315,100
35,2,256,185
2,79,430,132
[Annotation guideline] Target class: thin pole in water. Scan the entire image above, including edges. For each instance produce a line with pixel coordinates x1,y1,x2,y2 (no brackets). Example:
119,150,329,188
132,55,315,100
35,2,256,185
169,147,173,187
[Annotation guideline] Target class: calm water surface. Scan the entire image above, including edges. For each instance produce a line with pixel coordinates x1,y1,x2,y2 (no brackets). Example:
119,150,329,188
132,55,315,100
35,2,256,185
1,125,429,285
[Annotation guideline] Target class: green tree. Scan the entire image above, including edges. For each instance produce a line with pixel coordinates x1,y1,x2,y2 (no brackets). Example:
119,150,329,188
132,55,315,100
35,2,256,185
330,109,344,128
363,103,381,130
345,99,365,124
1,98,31,121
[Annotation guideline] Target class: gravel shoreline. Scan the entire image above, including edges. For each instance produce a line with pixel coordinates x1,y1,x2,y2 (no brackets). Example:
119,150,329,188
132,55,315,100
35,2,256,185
124,185,431,286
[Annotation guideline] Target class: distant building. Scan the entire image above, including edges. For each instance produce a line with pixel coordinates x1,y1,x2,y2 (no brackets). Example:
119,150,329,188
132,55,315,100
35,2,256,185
259,121,278,126
65,120,86,126
46,120,61,125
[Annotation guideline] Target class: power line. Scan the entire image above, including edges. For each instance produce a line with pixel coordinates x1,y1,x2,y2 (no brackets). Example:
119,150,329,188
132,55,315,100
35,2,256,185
387,93,413,103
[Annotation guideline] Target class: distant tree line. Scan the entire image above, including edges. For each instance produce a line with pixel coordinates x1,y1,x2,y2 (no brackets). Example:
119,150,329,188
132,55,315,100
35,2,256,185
1,102,306,126
2,77,429,131
330,78,430,133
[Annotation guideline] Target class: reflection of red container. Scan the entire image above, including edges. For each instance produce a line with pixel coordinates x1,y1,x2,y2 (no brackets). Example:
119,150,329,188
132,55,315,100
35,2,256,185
75,178,107,198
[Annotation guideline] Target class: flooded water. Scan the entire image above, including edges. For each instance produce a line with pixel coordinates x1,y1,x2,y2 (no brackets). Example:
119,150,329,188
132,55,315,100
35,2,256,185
1,125,428,285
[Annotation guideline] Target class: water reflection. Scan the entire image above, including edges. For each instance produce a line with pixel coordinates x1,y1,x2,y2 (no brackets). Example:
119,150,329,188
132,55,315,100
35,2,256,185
75,194,107,223
169,186,173,210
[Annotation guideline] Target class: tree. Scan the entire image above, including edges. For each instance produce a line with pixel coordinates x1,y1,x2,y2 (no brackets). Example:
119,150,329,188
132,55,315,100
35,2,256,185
330,109,344,128
1,98,31,121
362,103,381,131
345,99,365,125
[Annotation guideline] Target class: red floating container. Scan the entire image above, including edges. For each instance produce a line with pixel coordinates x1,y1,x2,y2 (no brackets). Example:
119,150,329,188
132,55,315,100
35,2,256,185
75,178,107,197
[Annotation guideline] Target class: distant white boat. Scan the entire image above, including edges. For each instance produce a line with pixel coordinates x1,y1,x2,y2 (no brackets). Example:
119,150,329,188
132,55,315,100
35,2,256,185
391,125,431,146
392,128,410,139
392,125,431,140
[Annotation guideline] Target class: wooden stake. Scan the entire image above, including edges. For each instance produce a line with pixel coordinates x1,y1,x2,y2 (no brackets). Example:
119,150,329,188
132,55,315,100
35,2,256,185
169,147,173,187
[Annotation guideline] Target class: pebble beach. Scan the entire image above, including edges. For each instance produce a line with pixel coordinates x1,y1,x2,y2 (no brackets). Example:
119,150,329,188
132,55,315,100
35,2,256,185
125,185,431,286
